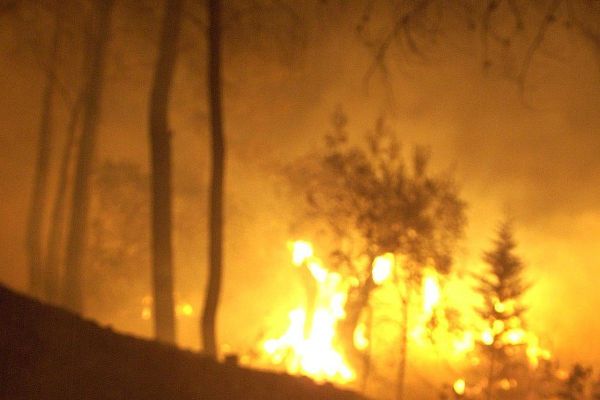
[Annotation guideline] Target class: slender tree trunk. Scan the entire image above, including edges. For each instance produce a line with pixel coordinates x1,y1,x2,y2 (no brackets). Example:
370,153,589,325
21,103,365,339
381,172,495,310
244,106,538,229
202,0,225,357
148,0,184,344
63,0,114,313
44,93,83,303
396,289,410,400
486,349,496,400
27,0,61,299
360,305,373,393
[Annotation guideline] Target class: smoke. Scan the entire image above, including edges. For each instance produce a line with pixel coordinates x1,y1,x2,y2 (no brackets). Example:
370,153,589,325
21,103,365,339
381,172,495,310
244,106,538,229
0,0,598,368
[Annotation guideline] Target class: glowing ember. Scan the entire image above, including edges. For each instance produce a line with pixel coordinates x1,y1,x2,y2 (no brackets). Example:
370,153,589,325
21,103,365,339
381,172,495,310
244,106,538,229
372,253,394,284
177,302,194,317
290,240,313,266
481,329,494,346
504,328,526,344
141,306,151,320
498,378,511,390
139,296,195,320
453,378,466,395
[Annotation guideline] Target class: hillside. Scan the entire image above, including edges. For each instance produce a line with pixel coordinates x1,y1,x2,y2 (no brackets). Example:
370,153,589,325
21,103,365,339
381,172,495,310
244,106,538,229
0,285,366,400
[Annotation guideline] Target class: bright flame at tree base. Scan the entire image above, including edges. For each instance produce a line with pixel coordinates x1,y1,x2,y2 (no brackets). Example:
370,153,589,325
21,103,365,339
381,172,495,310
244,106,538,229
261,241,355,383
259,240,553,390
263,307,355,383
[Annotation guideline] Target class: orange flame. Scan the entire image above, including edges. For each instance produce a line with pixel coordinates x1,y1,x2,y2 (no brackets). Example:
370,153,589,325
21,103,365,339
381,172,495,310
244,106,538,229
261,241,355,383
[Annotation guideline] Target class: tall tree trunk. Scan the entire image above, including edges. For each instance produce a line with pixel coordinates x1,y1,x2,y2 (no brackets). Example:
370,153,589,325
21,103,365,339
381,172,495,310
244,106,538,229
26,0,61,299
485,349,497,400
44,93,83,304
202,0,225,357
396,289,410,400
148,0,184,344
63,0,114,313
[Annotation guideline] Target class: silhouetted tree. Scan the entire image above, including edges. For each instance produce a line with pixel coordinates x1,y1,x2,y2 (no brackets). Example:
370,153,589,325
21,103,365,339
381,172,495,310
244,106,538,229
202,0,225,358
147,0,184,344
357,1,600,97
63,0,115,313
475,221,531,400
287,111,466,398
26,0,61,299
557,364,593,400
592,374,600,400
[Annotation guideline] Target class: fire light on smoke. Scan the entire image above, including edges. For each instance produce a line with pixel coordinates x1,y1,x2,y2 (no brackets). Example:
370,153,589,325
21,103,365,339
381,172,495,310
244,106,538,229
139,296,195,320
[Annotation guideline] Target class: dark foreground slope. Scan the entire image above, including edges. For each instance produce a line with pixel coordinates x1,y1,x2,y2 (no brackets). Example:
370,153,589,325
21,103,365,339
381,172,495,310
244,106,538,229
0,285,365,400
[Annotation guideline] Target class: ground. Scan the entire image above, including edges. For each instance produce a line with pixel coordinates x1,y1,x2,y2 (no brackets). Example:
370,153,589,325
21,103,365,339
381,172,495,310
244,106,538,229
0,284,366,400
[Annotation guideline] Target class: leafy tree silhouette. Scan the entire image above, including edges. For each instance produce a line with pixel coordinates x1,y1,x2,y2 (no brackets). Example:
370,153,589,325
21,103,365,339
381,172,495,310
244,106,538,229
286,110,466,399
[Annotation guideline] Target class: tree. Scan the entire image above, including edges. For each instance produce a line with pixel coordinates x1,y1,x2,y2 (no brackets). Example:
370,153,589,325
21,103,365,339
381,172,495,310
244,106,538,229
357,1,600,98
474,221,531,400
63,0,115,313
287,111,466,398
26,0,61,299
147,0,184,344
202,0,225,358
592,373,600,400
557,364,593,400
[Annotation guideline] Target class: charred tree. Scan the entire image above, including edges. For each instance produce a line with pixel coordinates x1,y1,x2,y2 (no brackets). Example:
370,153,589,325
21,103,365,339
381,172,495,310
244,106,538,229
26,0,61,299
63,0,115,313
202,0,225,357
147,0,184,344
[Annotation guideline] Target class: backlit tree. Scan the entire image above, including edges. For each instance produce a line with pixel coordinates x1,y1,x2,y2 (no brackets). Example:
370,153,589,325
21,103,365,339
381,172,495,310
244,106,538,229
287,110,466,399
475,221,532,400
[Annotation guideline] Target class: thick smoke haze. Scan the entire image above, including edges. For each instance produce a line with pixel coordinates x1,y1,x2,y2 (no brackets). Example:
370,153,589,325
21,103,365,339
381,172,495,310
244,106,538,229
1,0,599,379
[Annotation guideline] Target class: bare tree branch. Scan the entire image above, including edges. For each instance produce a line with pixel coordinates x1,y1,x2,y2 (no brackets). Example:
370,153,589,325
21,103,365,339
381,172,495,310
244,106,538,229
518,0,563,94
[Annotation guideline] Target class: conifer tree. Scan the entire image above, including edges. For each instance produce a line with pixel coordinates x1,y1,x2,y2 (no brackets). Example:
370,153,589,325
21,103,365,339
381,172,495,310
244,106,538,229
475,221,531,400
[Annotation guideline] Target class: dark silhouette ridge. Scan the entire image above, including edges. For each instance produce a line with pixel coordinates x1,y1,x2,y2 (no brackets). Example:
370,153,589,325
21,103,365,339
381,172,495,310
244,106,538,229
0,284,367,400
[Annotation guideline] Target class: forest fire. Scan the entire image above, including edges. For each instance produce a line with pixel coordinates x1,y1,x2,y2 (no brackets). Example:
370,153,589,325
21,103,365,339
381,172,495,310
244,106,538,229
261,241,462,384
3,1,599,398
258,238,554,394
